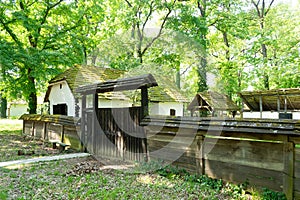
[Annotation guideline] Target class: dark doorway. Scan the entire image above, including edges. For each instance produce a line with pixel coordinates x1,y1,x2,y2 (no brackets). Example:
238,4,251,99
53,104,68,115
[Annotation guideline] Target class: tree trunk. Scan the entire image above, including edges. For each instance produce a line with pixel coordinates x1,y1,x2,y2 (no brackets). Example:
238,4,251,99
0,94,7,118
197,56,208,92
28,68,37,114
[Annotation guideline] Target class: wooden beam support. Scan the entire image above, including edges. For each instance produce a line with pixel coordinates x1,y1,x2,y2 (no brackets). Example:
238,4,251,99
141,87,149,118
283,138,295,200
259,95,263,119
81,94,86,151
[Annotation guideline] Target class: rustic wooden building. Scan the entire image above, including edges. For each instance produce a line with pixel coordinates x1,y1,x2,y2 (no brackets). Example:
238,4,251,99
187,91,239,117
239,88,300,119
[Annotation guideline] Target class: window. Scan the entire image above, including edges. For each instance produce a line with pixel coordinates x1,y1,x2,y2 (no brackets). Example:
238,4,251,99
170,109,176,116
60,84,62,89
53,104,68,115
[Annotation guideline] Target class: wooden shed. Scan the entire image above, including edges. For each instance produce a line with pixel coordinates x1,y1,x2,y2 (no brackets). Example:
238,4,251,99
187,91,239,117
239,88,300,119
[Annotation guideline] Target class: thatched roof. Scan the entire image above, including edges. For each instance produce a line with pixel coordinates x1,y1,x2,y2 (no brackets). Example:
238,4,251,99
44,65,188,103
44,65,127,102
187,91,239,112
239,88,300,111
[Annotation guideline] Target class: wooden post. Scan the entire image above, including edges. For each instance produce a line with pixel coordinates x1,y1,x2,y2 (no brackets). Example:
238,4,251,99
61,125,65,143
284,96,287,113
141,87,149,118
277,96,280,112
196,135,205,175
241,99,244,119
259,95,263,119
283,138,294,200
81,94,86,152
92,92,98,154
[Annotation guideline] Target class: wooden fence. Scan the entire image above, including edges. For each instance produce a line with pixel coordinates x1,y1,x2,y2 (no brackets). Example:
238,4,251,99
20,114,82,150
80,107,147,162
142,117,300,200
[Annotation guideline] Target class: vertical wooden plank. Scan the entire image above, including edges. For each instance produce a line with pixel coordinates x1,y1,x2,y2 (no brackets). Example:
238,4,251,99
284,96,287,113
283,140,294,200
93,93,98,154
259,95,263,119
196,135,205,175
61,125,64,143
141,87,149,118
277,96,280,112
81,94,86,152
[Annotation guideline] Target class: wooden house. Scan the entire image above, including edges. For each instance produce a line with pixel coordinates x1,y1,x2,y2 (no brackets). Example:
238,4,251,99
187,91,239,117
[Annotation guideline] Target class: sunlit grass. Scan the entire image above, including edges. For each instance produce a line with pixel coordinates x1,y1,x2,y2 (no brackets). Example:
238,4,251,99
0,119,23,135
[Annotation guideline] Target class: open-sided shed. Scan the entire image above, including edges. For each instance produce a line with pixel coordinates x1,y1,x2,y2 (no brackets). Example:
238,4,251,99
239,88,300,119
187,91,239,117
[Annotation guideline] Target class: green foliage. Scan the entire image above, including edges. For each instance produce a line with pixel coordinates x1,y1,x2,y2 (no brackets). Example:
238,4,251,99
0,0,103,113
261,188,287,200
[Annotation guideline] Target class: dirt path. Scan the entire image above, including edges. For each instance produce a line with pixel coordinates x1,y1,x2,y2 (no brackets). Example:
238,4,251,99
0,153,90,168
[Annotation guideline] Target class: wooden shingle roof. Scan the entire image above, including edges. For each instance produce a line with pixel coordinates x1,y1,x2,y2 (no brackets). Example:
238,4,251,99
187,91,239,112
45,65,188,103
239,88,300,111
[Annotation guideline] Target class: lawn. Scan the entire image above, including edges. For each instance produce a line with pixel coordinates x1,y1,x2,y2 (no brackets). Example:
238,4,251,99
0,119,286,200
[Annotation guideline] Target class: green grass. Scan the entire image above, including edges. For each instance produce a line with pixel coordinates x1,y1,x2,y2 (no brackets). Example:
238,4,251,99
0,120,288,200
0,119,22,135
0,158,287,200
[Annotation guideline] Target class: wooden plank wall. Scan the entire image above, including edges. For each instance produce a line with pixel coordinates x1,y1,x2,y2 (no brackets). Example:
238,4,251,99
145,118,300,199
203,133,284,191
85,107,146,162
22,116,81,150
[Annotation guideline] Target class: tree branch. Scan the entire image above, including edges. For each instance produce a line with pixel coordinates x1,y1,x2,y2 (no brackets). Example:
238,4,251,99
141,0,176,56
251,0,261,17
0,18,22,47
265,0,275,15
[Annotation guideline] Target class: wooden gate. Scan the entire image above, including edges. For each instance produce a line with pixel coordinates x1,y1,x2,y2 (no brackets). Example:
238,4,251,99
84,107,147,162
77,74,158,162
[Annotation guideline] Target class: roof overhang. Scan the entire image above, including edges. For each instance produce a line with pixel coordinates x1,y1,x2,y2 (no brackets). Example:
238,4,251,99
76,74,158,95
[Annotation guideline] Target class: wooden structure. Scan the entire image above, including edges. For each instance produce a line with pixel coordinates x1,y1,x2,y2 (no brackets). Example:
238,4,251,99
187,91,239,117
20,114,81,150
142,116,300,199
240,88,300,119
76,74,158,162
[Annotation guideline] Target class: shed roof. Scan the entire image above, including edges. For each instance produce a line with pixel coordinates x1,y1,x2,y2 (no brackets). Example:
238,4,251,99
187,91,239,112
76,74,158,94
239,88,300,111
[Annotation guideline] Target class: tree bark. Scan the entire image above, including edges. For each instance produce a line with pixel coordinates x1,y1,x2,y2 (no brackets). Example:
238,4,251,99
28,68,37,114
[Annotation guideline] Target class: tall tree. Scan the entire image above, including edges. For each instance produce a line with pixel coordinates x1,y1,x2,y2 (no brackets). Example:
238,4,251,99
0,0,100,114
251,0,275,90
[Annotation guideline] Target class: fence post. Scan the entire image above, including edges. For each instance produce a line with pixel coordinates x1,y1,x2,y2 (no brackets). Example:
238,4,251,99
196,134,205,175
283,139,294,200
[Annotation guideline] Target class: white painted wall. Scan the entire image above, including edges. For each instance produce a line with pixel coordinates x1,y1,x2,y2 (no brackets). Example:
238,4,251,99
7,104,28,117
243,111,300,120
49,81,76,116
48,81,184,117
150,102,184,116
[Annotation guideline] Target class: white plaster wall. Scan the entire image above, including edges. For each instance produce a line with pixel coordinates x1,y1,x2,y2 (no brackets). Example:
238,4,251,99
85,95,132,109
150,102,184,116
7,104,28,117
243,111,300,120
49,81,76,116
